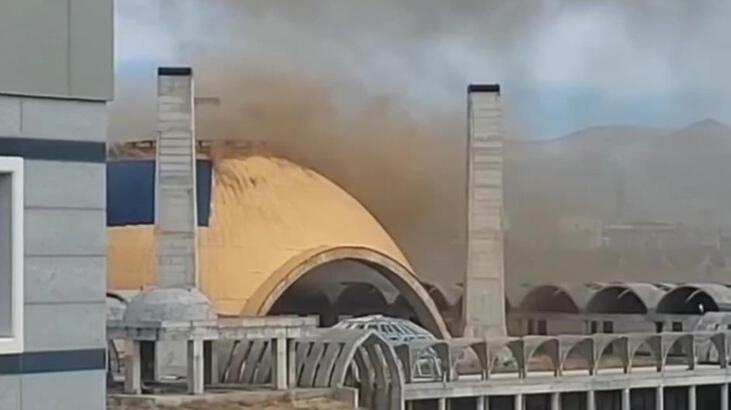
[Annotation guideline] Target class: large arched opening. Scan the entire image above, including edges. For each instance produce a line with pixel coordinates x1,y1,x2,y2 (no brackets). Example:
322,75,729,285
656,285,728,314
244,246,450,338
587,286,646,314
519,285,580,313
586,284,664,314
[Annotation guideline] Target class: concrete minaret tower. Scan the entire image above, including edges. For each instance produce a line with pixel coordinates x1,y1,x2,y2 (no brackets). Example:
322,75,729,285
463,84,506,337
155,67,199,288
122,67,214,390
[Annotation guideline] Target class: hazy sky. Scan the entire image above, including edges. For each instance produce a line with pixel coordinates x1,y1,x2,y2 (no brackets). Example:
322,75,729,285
114,0,731,139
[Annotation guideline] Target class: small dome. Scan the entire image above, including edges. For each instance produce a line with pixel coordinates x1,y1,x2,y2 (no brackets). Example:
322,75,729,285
123,287,217,323
106,294,127,321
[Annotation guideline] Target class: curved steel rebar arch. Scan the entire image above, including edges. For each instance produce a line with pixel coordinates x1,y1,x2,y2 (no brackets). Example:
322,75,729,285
220,328,404,410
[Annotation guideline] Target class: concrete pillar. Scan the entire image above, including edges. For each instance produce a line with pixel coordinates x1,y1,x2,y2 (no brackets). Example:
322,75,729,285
124,340,142,394
463,84,506,338
550,392,560,410
514,394,524,410
621,388,631,410
155,66,199,288
287,338,297,387
688,385,696,410
438,398,447,410
272,337,288,390
655,386,664,410
587,390,596,410
187,340,205,394
722,384,729,410
476,396,489,410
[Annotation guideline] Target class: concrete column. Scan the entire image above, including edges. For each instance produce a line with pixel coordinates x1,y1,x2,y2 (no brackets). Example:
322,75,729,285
551,392,560,410
272,337,288,390
476,396,489,410
688,385,696,410
287,338,297,387
655,386,664,410
621,388,631,410
124,340,142,394
587,390,596,410
155,66,199,288
722,384,729,410
463,84,506,338
438,398,447,410
514,394,524,410
187,340,205,395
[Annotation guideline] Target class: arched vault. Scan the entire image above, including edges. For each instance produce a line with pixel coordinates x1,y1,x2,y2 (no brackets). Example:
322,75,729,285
657,283,731,314
244,245,450,338
587,283,667,314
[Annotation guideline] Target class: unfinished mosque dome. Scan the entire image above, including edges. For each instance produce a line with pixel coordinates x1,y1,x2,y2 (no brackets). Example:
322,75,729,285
107,153,448,337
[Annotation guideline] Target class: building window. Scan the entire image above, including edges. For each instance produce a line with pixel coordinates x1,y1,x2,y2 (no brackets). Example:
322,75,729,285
537,320,548,335
602,321,614,334
0,157,23,354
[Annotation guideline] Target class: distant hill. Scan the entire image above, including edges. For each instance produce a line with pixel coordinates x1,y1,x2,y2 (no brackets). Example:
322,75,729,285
504,119,731,288
506,119,731,230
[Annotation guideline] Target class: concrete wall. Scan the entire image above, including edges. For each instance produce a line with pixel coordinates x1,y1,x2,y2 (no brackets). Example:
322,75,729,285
0,0,113,100
0,95,107,409
509,312,703,337
0,3,111,405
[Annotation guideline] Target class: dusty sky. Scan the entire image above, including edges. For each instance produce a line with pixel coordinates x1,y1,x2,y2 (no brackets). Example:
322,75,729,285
113,0,731,140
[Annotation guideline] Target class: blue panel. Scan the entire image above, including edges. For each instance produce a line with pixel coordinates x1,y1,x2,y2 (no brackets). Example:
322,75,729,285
196,161,212,225
107,160,154,226
106,160,212,227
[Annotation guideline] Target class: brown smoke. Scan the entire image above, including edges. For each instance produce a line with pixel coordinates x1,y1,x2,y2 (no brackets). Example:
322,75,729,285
113,54,466,284
112,0,731,289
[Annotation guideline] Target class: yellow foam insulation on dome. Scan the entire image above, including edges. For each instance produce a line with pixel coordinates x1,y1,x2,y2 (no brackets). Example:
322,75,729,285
107,155,412,315
107,226,155,290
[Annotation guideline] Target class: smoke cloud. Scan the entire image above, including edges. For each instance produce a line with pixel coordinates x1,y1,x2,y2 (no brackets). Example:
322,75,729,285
114,0,731,140
111,0,731,286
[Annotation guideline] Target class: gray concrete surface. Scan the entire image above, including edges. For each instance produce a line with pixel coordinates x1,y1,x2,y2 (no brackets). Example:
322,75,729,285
155,67,199,289
0,0,113,99
0,95,108,409
463,85,506,338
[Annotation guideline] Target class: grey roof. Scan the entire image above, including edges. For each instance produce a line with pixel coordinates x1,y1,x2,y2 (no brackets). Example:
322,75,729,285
123,287,217,323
